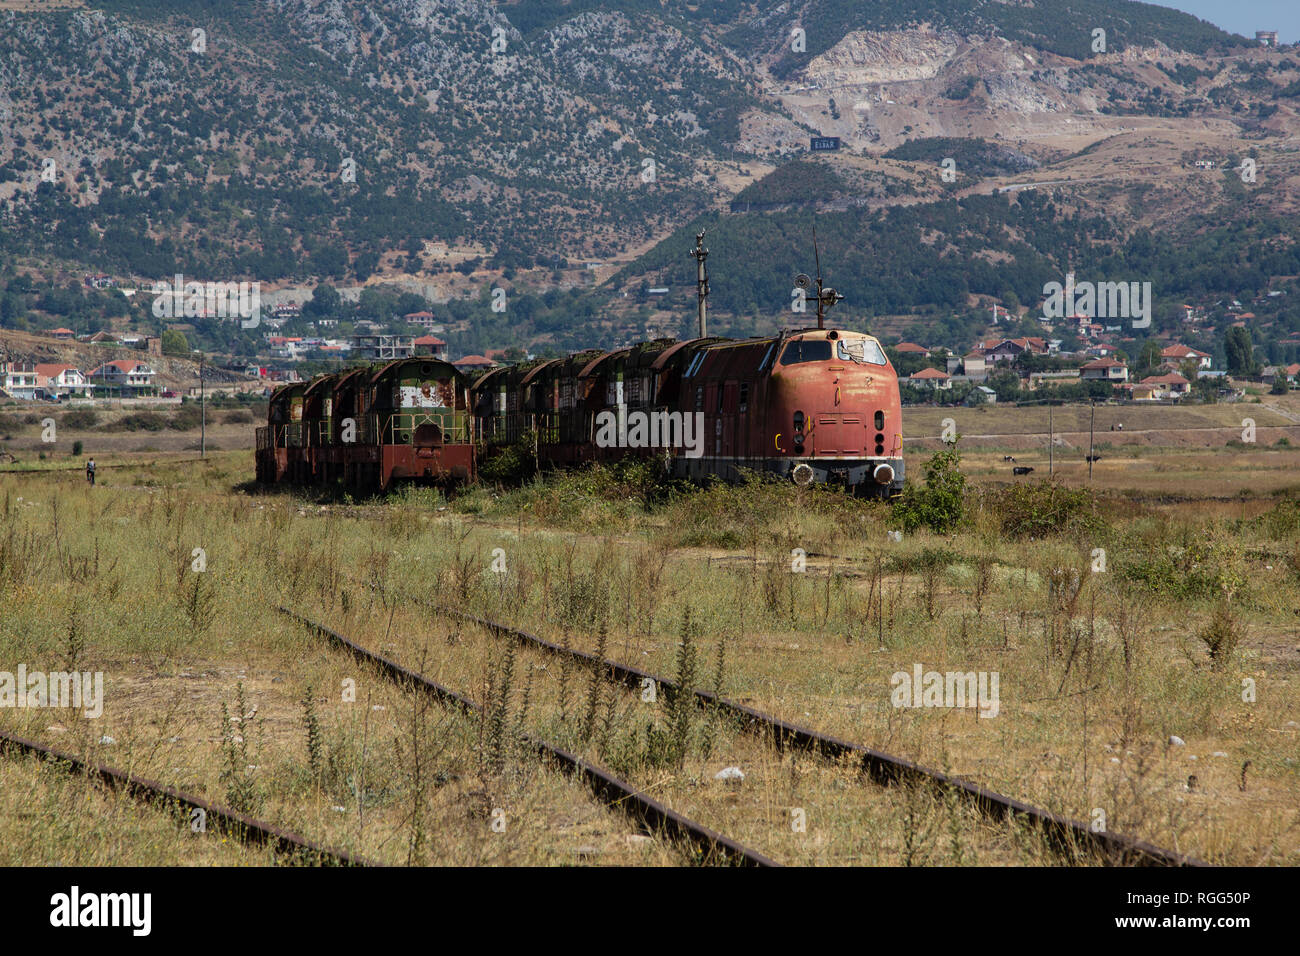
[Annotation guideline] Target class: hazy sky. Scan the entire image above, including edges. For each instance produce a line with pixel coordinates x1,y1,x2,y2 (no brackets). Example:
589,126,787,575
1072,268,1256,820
1153,0,1298,44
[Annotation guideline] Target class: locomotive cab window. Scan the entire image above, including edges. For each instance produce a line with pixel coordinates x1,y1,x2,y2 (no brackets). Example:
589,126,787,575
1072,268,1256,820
739,383,749,413
779,340,832,365
836,339,889,366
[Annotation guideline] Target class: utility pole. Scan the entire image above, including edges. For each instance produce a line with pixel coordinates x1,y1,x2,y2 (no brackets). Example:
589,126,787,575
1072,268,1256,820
1048,402,1053,477
195,351,206,459
1088,401,1095,481
690,231,709,338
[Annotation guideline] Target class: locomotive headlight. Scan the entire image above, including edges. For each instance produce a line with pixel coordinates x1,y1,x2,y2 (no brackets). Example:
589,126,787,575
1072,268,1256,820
792,463,815,487
873,463,895,485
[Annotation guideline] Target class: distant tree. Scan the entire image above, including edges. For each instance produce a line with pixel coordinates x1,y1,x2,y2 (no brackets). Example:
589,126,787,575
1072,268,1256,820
1135,339,1163,378
1225,326,1256,376
161,329,190,355
304,283,341,319
987,368,1021,402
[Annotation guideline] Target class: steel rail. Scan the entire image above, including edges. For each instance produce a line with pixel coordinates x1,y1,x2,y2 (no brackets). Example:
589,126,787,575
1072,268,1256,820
0,728,372,866
392,594,1206,868
277,606,779,868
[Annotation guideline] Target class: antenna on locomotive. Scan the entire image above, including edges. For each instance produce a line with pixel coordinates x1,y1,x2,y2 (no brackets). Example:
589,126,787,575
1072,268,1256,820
796,223,844,330
690,230,709,338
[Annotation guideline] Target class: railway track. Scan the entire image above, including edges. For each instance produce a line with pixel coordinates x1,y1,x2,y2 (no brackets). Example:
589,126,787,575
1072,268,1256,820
378,589,1206,868
276,606,779,868
0,728,371,866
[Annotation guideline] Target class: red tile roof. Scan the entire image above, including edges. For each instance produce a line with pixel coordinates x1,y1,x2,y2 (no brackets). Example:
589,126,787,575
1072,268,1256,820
1161,344,1210,359
910,367,949,379
1140,373,1190,386
95,360,152,374
34,363,79,378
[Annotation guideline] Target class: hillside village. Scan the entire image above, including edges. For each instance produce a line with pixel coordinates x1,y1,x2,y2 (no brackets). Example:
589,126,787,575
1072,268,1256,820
4,270,1296,409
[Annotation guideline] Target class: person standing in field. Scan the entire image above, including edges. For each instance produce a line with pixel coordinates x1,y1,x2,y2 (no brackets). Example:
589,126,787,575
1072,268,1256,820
86,457,96,486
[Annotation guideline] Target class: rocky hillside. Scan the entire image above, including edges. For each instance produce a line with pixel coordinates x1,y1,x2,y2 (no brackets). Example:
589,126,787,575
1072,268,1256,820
0,0,1263,279
4,0,1300,360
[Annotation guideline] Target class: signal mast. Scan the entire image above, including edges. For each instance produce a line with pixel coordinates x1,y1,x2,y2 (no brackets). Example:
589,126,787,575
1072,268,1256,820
793,226,844,329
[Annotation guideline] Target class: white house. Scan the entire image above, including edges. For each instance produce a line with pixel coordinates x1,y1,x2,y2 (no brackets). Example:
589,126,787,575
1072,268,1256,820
1080,358,1129,383
1161,344,1212,369
90,359,158,395
909,367,951,389
1138,372,1192,400
35,363,92,398
1,361,38,399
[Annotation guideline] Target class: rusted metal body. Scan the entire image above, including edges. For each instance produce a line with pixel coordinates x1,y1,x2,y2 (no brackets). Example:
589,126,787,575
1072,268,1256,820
471,327,906,496
256,357,474,493
257,328,906,496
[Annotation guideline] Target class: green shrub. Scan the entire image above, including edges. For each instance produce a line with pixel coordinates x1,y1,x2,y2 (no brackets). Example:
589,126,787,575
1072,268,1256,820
892,444,966,534
885,545,960,574
1254,496,1300,539
1116,528,1248,600
477,430,538,484
983,480,1108,540
1198,599,1242,670
113,412,166,432
169,404,202,430
61,409,99,429
71,440,83,456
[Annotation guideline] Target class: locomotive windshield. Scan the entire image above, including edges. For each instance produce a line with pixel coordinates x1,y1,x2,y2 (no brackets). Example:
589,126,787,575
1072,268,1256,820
779,340,833,364
837,338,888,366
778,337,888,366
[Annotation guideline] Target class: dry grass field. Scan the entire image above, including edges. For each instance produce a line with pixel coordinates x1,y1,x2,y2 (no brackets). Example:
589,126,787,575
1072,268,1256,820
1,401,1297,866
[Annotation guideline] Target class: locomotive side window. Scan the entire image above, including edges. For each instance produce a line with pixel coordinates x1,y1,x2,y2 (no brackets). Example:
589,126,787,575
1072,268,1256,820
739,383,749,413
874,410,885,431
779,340,833,365
758,342,776,372
716,385,725,413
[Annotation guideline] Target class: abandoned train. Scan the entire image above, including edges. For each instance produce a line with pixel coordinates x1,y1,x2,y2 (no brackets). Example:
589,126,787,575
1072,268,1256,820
255,327,906,497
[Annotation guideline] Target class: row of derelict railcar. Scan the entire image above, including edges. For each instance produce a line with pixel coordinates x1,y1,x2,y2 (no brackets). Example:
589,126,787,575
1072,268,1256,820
255,327,907,497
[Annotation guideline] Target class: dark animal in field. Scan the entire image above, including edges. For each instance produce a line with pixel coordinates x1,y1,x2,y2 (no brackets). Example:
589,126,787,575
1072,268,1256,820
1086,454,1102,463
1012,466,1034,475
1003,455,1016,462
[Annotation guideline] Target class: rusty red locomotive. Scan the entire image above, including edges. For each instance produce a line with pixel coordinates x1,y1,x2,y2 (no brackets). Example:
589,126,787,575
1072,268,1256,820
256,238,905,496
472,328,904,496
